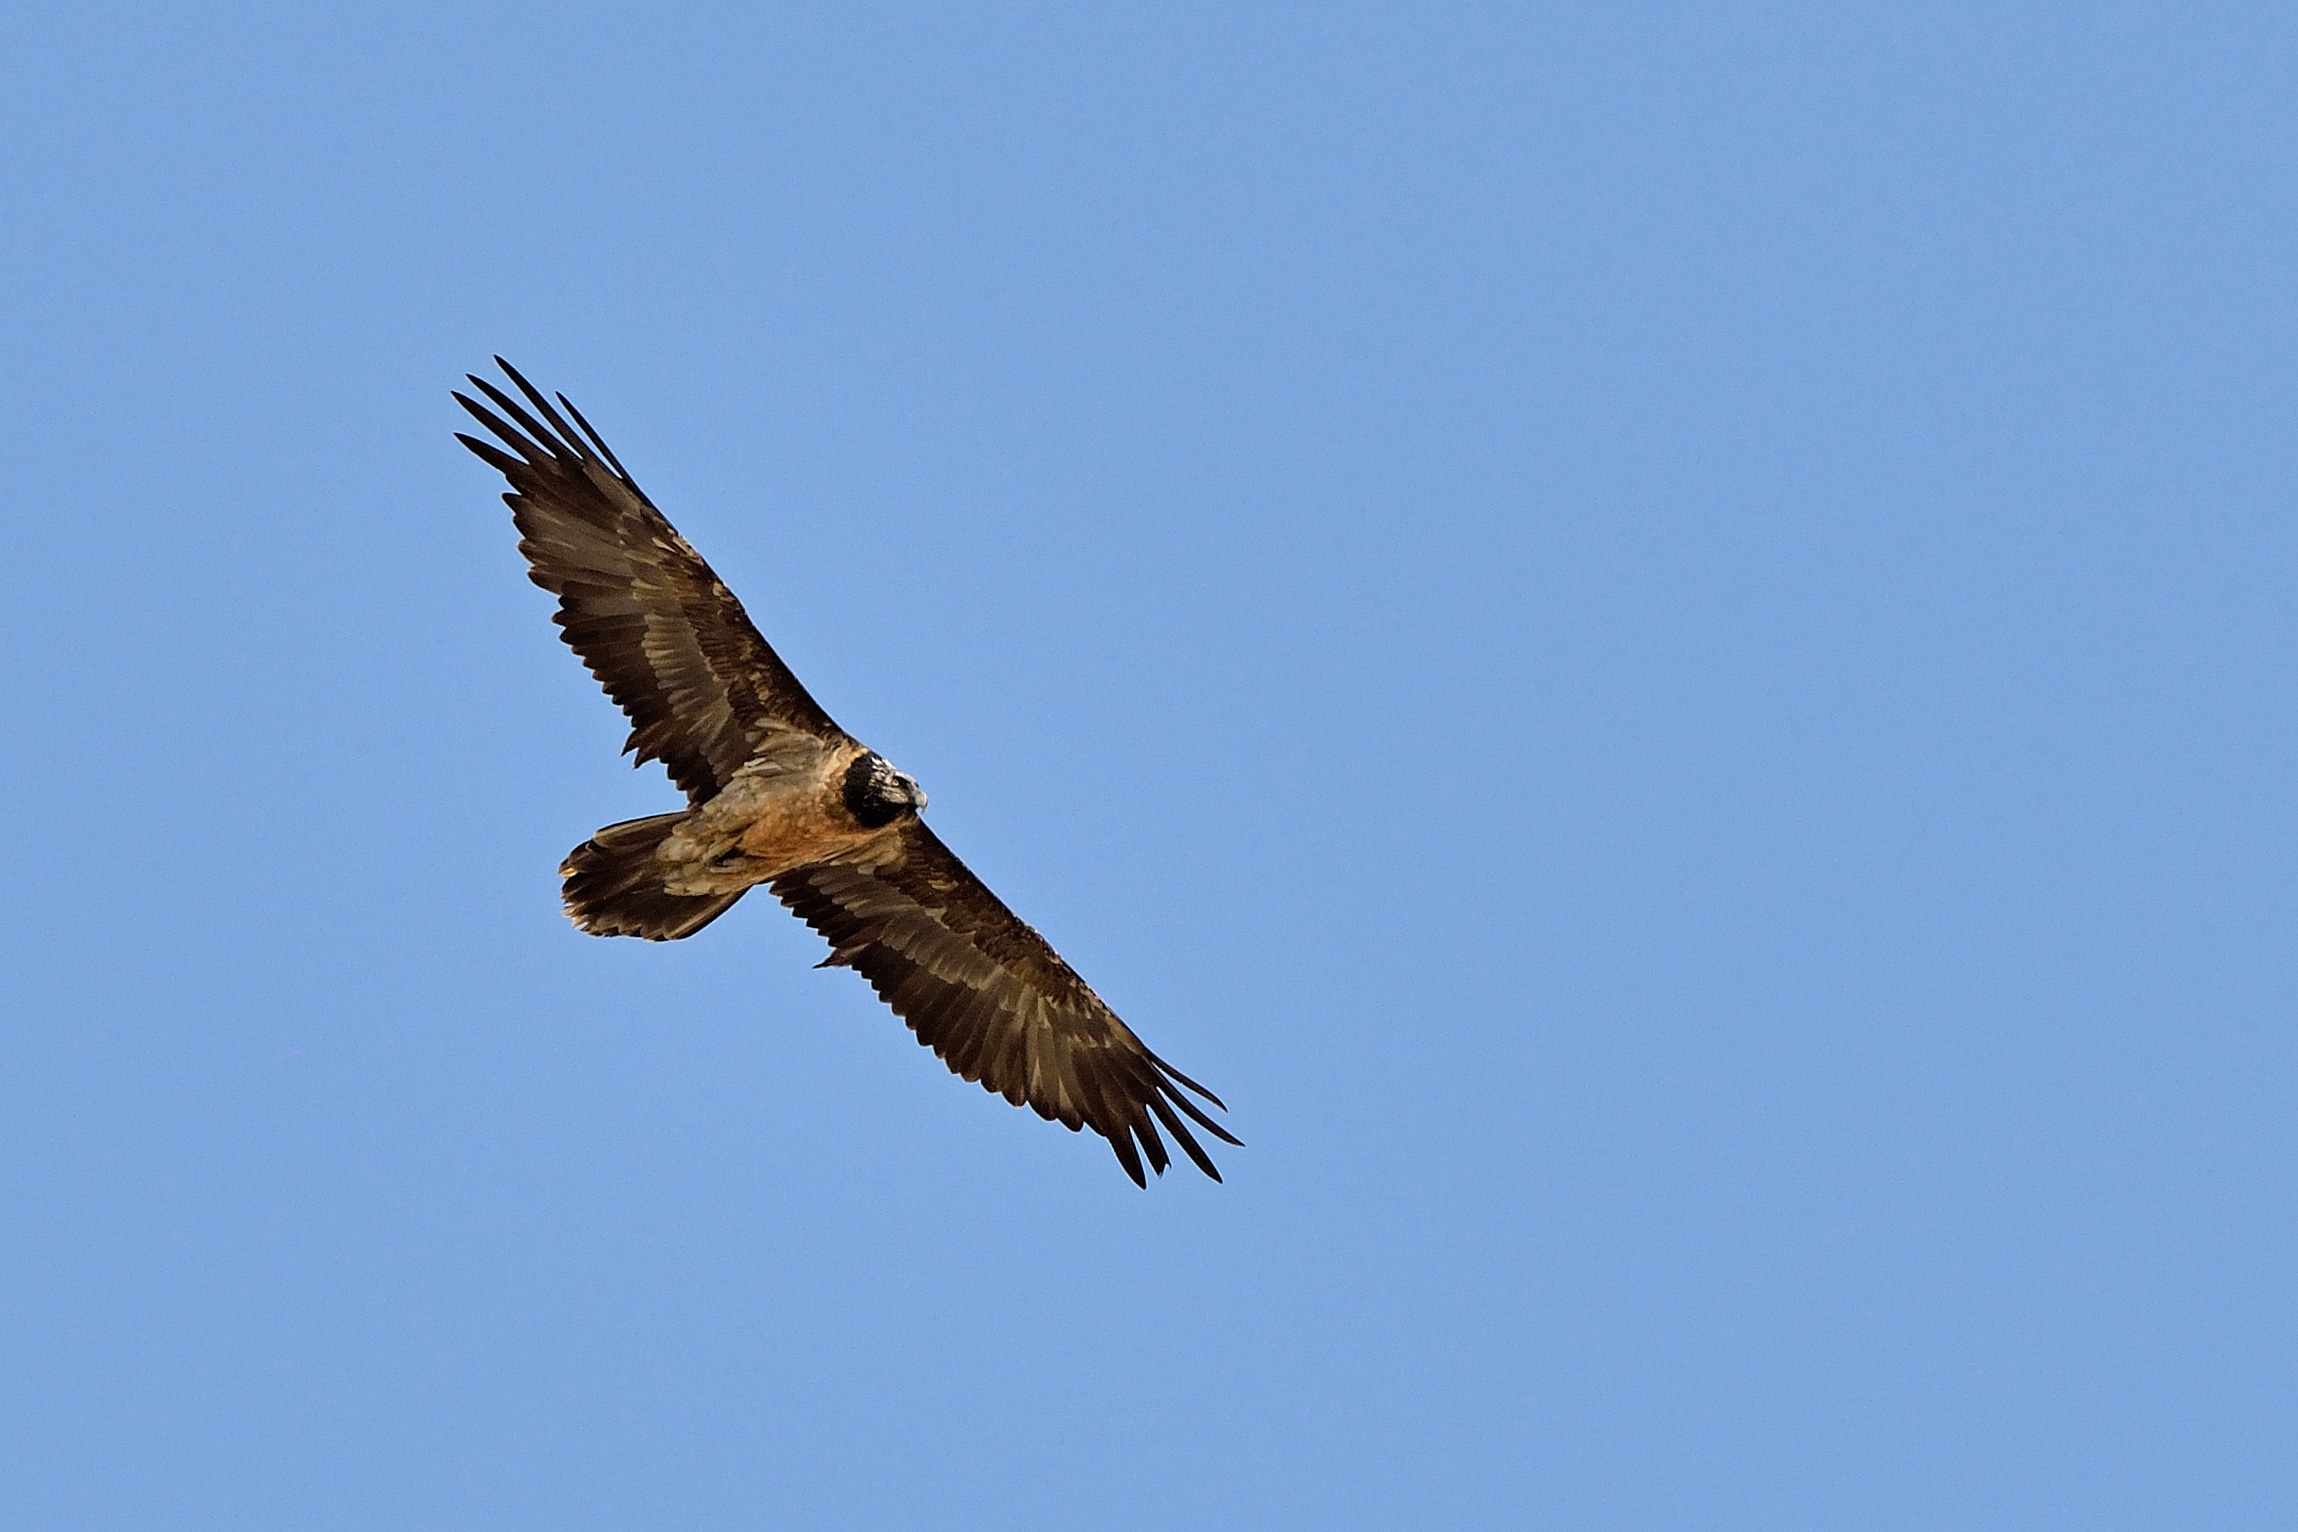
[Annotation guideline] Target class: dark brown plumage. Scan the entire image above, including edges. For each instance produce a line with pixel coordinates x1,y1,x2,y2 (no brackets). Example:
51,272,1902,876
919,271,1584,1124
455,358,1237,1185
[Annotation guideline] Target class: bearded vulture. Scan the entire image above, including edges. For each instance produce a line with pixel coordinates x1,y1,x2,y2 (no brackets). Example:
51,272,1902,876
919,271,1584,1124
455,359,1237,1185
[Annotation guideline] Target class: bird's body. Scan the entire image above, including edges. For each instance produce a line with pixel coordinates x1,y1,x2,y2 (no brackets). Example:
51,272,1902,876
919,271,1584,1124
455,359,1236,1184
656,739,894,898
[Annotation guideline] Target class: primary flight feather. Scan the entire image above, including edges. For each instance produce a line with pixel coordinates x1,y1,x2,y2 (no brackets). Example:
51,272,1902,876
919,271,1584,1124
455,359,1237,1185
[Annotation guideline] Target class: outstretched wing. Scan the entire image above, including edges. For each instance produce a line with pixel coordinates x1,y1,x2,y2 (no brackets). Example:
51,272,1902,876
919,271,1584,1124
455,358,844,803
772,822,1240,1186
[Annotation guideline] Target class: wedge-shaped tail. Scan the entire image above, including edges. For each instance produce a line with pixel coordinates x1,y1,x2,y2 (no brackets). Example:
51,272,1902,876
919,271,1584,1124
561,812,743,941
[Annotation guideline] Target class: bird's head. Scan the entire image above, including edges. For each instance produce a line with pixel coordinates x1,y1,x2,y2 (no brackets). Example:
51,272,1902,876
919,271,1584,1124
843,750,928,828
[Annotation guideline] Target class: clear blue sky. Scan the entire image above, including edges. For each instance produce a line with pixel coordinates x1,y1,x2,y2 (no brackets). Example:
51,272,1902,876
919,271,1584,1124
5,4,2291,1527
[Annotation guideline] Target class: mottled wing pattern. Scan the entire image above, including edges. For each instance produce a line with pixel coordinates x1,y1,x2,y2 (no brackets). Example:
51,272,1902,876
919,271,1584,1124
454,358,843,802
772,821,1239,1185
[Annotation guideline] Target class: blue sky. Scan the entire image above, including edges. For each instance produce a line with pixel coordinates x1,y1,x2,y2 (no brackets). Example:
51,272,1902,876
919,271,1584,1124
5,4,2292,1527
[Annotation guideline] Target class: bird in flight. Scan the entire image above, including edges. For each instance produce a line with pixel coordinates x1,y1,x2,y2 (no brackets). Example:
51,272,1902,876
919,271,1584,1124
455,359,1238,1185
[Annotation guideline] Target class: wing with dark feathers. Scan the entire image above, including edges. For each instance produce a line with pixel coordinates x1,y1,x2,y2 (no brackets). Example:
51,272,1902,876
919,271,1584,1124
454,358,844,802
771,821,1240,1186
